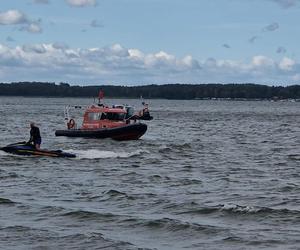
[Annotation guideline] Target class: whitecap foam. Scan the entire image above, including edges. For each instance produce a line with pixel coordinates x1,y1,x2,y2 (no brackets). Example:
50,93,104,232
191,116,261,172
65,149,146,159
220,203,261,213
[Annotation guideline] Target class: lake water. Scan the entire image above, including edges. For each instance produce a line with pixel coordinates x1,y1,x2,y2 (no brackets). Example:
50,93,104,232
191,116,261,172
0,97,299,250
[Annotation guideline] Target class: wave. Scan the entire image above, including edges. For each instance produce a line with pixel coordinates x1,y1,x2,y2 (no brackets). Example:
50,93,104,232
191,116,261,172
61,208,221,236
102,189,136,201
104,189,128,197
0,172,20,179
65,149,146,159
0,227,137,250
158,142,192,153
52,232,136,250
0,225,34,232
288,154,300,161
175,203,300,217
219,204,300,216
0,197,15,205
61,210,118,221
219,204,264,213
123,217,222,236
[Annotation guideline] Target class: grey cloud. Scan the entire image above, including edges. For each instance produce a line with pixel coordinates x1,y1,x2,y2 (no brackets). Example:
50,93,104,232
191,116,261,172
277,46,287,54
270,0,299,8
53,42,69,50
222,44,231,49
32,0,50,4
205,58,217,67
248,36,259,43
263,22,279,32
6,36,15,42
22,44,46,54
90,19,103,28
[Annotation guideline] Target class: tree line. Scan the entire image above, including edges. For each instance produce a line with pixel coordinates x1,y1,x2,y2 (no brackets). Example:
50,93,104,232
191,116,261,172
0,82,299,100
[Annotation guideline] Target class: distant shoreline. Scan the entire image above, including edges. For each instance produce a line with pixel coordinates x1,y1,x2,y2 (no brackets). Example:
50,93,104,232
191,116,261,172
0,82,299,100
1,96,299,102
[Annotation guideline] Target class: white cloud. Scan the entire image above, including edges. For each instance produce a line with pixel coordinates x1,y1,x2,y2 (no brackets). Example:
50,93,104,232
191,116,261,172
0,10,27,25
128,49,144,59
292,74,300,81
0,43,299,84
252,56,274,67
182,55,200,69
279,57,295,71
66,0,97,7
0,9,42,34
28,23,42,33
20,23,43,33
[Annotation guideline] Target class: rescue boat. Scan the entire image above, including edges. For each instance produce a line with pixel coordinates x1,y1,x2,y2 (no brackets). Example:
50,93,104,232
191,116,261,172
55,104,147,140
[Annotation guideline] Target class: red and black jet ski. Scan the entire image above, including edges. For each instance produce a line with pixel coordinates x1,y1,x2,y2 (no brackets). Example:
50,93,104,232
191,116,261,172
0,142,76,158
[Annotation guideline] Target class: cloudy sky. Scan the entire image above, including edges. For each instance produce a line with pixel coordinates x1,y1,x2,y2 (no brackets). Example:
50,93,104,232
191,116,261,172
0,0,300,85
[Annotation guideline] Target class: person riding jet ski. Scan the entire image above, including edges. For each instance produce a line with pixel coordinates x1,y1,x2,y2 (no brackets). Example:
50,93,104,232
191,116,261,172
28,122,41,150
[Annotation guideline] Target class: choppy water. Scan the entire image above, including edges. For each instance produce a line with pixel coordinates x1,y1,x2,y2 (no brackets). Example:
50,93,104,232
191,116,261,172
0,97,299,250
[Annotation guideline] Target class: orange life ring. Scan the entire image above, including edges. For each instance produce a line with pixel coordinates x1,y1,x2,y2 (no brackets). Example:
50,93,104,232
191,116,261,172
67,119,75,129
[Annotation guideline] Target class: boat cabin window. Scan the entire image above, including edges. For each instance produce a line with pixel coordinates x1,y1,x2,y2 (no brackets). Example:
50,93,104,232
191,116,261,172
126,107,134,118
105,112,125,121
88,112,101,121
87,111,125,121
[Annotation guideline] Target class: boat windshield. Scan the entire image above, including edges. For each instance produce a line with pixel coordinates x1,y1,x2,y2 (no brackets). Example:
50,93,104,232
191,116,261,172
87,111,126,121
104,112,125,121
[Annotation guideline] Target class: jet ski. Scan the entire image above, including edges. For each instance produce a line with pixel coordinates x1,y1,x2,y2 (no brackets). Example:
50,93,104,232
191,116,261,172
0,142,76,158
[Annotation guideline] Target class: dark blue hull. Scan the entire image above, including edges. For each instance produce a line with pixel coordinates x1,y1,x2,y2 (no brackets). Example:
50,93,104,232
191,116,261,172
0,142,76,158
55,123,147,141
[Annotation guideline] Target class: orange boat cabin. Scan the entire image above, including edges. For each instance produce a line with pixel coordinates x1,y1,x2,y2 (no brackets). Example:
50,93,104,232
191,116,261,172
81,105,128,130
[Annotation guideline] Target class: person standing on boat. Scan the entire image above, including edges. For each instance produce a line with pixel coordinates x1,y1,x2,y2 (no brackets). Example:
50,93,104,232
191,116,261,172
28,122,42,150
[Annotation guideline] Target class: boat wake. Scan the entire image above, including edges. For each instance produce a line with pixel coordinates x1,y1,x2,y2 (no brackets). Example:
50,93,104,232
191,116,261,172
0,150,7,156
65,149,146,159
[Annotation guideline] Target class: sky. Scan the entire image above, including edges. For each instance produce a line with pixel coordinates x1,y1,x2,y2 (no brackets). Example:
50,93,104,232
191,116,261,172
0,0,300,85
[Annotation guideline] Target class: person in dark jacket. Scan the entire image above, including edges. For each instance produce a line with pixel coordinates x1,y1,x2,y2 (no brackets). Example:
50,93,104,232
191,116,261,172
28,122,42,149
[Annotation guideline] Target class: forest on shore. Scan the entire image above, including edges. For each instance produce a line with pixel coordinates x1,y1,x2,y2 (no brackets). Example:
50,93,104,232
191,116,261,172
0,82,299,100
